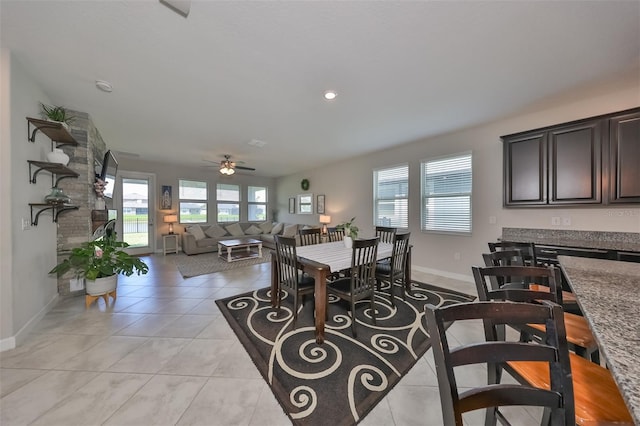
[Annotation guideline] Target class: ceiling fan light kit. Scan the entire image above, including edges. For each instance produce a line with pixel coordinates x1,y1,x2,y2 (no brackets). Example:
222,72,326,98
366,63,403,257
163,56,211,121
218,155,255,175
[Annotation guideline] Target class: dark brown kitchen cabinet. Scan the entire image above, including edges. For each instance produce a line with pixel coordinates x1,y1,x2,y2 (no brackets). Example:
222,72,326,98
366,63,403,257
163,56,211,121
503,131,546,205
502,107,639,207
609,110,640,203
548,119,602,204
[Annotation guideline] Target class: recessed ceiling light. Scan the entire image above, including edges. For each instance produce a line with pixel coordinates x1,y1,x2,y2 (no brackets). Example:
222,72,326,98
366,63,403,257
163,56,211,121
324,90,337,101
95,80,113,93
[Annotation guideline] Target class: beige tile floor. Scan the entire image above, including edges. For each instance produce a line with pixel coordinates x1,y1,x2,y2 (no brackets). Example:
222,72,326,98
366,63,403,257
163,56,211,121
0,255,542,426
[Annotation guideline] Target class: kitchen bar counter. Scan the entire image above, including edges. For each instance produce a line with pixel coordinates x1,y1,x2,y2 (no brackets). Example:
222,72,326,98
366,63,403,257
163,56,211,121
502,228,640,252
558,256,640,424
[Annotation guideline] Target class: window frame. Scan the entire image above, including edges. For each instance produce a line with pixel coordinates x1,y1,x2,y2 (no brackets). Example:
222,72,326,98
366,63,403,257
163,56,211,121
216,183,241,223
373,163,409,229
420,152,473,235
178,179,208,224
247,185,268,222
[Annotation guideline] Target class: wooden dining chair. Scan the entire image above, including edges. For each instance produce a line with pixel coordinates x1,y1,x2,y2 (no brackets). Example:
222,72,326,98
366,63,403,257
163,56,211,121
375,232,411,306
298,227,322,246
477,260,598,362
472,265,633,425
375,226,397,244
327,227,344,242
483,250,579,311
488,241,538,266
425,300,574,426
327,237,379,338
274,235,315,329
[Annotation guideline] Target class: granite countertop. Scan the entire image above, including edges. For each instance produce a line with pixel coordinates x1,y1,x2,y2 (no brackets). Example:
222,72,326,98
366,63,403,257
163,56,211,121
502,228,640,252
558,256,640,424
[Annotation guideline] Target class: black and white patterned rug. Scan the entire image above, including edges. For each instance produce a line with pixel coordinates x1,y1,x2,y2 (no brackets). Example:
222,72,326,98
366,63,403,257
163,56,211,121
216,281,475,425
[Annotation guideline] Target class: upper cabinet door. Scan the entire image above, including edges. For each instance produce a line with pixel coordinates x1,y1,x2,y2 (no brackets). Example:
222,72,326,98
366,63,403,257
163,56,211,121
548,119,602,204
609,110,640,203
503,132,547,206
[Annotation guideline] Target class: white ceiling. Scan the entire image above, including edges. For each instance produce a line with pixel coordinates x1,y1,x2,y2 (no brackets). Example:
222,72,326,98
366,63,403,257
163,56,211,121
2,0,639,177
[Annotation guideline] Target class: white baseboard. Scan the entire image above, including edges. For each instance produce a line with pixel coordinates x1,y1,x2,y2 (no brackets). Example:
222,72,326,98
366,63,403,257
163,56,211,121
0,293,59,352
412,265,474,284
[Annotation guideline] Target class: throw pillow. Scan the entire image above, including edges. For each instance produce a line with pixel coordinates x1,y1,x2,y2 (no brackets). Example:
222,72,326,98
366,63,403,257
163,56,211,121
225,222,245,237
187,225,206,241
245,225,262,235
270,222,284,235
204,225,227,238
282,224,297,238
259,222,273,234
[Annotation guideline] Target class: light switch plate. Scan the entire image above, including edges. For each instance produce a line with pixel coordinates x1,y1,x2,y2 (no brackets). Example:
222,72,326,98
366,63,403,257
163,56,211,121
551,217,561,226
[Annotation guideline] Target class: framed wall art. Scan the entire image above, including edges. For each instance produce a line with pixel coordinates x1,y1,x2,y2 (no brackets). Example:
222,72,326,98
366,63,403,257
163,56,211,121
161,185,172,210
317,194,325,214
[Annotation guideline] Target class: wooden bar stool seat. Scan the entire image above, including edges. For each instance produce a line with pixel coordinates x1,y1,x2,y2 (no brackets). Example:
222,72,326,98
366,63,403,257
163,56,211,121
507,352,633,425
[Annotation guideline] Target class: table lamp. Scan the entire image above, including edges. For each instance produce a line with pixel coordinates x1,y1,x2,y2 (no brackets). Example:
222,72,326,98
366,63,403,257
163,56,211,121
319,215,331,234
163,214,178,234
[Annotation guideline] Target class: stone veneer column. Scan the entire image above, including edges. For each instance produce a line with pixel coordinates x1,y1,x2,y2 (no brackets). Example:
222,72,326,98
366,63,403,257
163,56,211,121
55,110,106,296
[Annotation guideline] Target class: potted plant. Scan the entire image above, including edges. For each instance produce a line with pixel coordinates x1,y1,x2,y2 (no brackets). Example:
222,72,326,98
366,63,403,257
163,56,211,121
49,230,148,295
40,103,75,130
336,217,359,248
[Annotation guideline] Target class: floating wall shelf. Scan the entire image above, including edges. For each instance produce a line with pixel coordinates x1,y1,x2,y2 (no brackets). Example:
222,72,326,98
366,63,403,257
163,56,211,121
29,203,79,226
27,160,79,187
26,117,77,146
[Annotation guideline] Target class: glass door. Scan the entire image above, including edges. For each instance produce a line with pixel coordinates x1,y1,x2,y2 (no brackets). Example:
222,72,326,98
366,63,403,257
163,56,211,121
116,171,155,255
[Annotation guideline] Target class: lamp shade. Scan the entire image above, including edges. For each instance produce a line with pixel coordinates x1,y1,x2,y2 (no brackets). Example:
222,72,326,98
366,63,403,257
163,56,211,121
319,215,331,224
163,214,178,223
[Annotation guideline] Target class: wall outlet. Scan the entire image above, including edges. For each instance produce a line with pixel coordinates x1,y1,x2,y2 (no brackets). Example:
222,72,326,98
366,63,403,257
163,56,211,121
551,217,561,226
69,278,84,292
21,217,31,230
562,217,572,227
454,252,461,261
488,216,497,225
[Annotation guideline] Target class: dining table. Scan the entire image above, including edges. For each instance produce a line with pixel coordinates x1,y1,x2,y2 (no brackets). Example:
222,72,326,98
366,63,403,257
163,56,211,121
558,255,640,424
270,240,405,344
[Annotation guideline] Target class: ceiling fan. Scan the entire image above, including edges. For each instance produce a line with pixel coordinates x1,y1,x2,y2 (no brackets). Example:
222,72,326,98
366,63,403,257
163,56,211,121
217,155,256,175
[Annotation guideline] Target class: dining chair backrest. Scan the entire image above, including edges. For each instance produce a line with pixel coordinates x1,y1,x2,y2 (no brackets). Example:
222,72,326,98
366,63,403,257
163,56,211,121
390,232,411,275
375,226,397,244
298,227,322,246
327,227,345,242
425,300,574,425
348,237,379,297
472,265,563,306
482,250,527,290
488,241,538,266
274,235,301,291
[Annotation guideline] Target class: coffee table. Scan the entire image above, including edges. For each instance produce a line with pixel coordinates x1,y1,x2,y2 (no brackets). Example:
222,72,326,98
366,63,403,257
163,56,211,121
218,238,263,262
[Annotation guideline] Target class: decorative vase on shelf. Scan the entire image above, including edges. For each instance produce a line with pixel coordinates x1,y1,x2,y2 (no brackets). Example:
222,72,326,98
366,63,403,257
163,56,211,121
343,236,353,248
46,148,70,166
44,187,71,205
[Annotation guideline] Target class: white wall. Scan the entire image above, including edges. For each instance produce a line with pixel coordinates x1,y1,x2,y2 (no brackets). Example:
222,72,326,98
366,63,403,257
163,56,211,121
1,51,59,349
276,77,640,281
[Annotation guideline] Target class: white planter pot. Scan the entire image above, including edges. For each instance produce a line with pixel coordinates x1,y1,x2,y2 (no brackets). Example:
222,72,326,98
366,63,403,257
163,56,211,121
343,236,353,248
85,274,117,296
46,148,70,166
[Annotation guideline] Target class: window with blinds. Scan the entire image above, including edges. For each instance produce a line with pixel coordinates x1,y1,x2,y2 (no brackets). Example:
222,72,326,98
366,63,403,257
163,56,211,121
421,152,472,234
373,164,409,228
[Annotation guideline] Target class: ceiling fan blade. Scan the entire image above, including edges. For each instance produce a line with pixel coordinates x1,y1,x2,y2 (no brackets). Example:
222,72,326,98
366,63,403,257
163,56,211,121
234,165,256,171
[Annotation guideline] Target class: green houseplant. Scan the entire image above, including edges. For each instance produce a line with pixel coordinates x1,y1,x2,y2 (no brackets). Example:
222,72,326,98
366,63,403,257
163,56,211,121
50,231,148,294
336,217,359,238
40,103,75,126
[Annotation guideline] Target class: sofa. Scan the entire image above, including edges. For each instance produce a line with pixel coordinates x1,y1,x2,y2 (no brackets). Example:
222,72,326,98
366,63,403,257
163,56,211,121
181,222,316,255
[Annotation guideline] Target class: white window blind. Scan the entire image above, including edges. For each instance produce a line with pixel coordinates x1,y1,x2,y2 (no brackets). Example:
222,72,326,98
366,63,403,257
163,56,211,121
421,153,472,234
373,164,408,228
